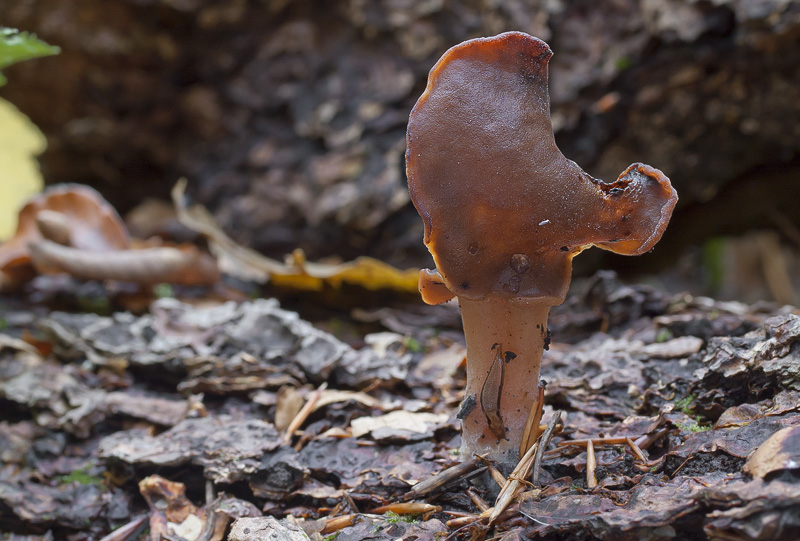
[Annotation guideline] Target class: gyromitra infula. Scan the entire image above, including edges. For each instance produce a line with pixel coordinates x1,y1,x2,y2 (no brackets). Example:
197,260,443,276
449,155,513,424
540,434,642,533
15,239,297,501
406,32,677,472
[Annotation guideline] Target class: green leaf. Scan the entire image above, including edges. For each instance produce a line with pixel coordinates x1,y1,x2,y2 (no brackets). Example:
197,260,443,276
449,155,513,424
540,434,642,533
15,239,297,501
0,27,60,86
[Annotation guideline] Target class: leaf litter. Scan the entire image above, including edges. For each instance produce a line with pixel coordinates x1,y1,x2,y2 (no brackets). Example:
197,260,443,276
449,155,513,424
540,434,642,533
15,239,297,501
0,272,799,540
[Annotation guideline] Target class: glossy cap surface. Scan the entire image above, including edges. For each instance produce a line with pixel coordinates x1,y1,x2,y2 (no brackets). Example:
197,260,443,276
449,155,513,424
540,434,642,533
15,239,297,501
406,32,677,303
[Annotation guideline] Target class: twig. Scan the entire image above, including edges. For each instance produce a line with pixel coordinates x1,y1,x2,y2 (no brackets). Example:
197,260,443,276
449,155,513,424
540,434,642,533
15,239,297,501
556,436,635,447
532,410,562,487
635,427,670,450
670,454,696,478
282,382,327,444
402,456,483,500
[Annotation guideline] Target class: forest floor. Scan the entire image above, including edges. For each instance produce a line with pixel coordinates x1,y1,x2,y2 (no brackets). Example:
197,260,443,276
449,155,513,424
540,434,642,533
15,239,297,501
1,272,799,540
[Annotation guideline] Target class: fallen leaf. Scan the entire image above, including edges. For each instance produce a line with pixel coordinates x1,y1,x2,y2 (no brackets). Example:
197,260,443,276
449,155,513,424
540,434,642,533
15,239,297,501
743,425,800,478
350,410,450,440
172,178,419,293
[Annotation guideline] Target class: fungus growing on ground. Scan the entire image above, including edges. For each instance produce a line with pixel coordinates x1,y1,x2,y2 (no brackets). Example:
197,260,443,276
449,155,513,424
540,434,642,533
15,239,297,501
406,32,677,472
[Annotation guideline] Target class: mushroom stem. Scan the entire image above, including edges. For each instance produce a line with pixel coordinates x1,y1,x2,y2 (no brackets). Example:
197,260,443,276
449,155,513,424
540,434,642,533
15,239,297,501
457,296,551,472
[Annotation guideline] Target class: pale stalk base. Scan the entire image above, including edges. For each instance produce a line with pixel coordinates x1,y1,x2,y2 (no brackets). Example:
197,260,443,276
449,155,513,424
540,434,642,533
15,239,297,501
457,296,551,474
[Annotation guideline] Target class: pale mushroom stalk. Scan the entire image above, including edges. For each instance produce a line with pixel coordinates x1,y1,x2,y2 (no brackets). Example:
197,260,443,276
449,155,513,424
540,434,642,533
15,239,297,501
406,32,677,474
457,296,550,465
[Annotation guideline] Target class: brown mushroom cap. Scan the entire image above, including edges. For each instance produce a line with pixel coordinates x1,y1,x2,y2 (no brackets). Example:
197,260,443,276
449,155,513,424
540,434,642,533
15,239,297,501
407,32,677,303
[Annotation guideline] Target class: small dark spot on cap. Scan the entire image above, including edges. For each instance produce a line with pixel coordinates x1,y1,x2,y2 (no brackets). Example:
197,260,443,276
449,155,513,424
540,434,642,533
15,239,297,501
504,351,517,363
560,246,569,252
621,214,631,221
461,282,470,289
492,343,500,350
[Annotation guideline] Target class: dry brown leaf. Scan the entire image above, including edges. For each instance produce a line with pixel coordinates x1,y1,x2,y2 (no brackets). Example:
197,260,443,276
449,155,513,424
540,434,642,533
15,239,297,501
0,184,129,288
743,425,800,478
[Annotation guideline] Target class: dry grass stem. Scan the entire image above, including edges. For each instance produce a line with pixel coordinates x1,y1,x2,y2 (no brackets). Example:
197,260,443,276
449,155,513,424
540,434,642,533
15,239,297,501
467,488,489,512
532,410,562,487
556,436,635,447
490,441,539,525
487,464,507,488
586,440,597,489
626,437,648,463
343,491,359,513
282,382,327,444
445,514,483,529
519,383,545,457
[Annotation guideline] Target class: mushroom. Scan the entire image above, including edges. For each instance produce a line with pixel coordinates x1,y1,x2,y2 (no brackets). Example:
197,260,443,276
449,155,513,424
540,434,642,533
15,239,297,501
406,32,677,471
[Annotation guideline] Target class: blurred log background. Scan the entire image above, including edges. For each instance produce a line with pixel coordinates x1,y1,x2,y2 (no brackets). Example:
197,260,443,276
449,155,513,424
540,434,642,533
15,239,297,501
1,0,799,303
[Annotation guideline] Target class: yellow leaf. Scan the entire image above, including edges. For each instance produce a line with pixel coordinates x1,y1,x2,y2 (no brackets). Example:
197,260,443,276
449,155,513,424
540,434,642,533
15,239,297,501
0,98,45,240
172,179,421,295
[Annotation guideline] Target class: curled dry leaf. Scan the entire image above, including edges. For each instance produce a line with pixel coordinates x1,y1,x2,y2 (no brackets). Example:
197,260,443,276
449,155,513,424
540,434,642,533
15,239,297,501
0,184,129,288
1,183,219,288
